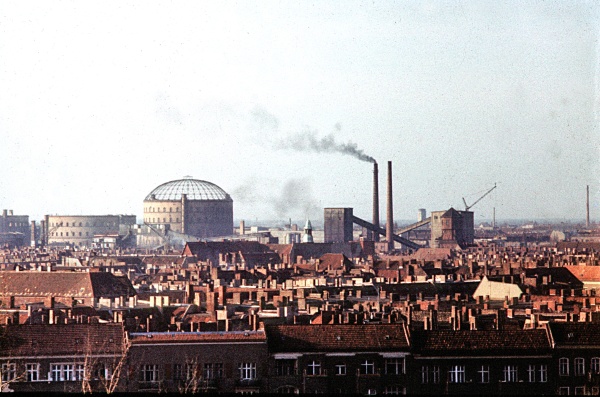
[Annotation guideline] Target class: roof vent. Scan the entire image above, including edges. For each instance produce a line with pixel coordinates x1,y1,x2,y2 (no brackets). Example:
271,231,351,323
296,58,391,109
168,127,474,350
384,335,390,340
244,332,249,337
147,334,153,338
336,336,342,341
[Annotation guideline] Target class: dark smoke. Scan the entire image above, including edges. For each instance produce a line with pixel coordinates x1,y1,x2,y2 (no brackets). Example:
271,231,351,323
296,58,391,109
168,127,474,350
278,129,376,163
272,178,320,219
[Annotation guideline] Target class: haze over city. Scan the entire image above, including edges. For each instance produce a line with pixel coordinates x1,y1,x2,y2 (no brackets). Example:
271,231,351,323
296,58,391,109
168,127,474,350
1,1,598,224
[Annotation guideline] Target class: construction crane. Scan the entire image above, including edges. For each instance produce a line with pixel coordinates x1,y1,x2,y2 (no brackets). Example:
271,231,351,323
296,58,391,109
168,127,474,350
463,183,497,211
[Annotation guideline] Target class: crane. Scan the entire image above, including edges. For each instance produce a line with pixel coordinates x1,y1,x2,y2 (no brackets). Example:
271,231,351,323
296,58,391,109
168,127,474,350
463,183,497,211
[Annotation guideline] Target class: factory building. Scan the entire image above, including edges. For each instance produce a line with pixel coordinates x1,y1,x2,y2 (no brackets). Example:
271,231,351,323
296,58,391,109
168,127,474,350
141,178,234,241
44,215,136,248
0,209,29,247
430,208,474,248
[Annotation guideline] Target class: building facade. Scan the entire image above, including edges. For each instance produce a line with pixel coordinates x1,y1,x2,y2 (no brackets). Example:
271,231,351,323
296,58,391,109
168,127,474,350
44,215,136,248
142,178,233,240
0,209,29,247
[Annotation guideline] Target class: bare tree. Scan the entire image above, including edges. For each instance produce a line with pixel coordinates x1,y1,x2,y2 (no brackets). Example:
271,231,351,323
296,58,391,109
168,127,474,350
0,360,26,392
178,356,210,394
81,328,130,394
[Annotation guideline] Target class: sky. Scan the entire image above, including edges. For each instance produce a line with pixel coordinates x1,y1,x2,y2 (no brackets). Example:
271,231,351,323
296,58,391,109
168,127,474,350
1,1,599,226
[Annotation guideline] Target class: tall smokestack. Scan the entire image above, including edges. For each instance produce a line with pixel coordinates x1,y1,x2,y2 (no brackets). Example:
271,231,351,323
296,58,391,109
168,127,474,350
587,185,590,228
386,161,394,252
373,162,380,242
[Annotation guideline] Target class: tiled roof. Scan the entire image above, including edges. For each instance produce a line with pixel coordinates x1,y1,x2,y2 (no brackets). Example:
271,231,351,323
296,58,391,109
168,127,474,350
129,330,266,345
412,329,551,356
184,241,272,256
564,265,600,282
411,248,453,262
0,324,126,357
0,271,135,298
548,322,600,347
265,324,410,352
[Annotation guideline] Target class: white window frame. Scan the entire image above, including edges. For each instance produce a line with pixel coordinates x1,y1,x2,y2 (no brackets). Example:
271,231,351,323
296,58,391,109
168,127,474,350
141,364,159,382
574,357,585,376
335,363,346,376
539,364,547,383
478,365,489,383
559,357,570,376
449,365,465,383
527,364,536,383
592,358,600,374
1,363,16,382
385,358,405,375
503,365,518,382
26,363,39,382
361,360,375,375
239,362,256,380
306,360,321,376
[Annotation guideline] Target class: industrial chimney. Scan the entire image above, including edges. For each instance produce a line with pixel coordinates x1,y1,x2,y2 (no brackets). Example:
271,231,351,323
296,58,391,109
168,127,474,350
386,161,394,252
373,162,380,242
587,185,590,228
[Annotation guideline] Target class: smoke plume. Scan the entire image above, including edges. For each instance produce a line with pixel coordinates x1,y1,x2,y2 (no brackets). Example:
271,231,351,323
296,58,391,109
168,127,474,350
278,129,376,163
272,178,320,219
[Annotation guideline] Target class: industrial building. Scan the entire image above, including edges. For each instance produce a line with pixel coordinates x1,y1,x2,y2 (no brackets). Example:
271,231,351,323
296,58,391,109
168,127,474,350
0,209,29,247
138,178,234,248
44,215,136,248
430,208,474,248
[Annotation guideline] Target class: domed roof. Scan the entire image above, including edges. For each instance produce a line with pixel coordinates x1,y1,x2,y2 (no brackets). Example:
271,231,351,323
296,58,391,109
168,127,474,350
145,178,231,201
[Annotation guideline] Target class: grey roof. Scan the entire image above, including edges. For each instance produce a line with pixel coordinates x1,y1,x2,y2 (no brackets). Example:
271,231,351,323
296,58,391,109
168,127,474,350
145,178,231,201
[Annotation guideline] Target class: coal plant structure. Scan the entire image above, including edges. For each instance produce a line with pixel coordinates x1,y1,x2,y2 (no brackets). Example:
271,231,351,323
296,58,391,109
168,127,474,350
143,178,233,239
324,161,422,251
323,160,477,251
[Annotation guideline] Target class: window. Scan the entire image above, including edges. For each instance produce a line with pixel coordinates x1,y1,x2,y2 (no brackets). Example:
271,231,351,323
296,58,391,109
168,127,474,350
539,365,547,383
575,358,585,376
173,364,183,381
203,363,223,379
560,358,570,376
559,387,570,395
276,359,296,376
75,364,85,381
361,360,375,375
528,365,536,382
421,366,440,384
503,365,518,382
141,364,159,382
449,365,465,383
1,363,16,382
383,386,404,395
239,362,256,380
335,363,346,376
478,365,490,383
593,358,600,374
385,358,405,375
591,386,599,395
575,387,585,395
26,363,39,382
306,360,321,376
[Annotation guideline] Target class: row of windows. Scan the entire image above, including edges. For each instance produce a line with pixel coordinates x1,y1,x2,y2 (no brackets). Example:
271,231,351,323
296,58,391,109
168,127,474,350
277,359,405,377
51,222,117,227
145,207,180,213
559,357,600,376
1,362,111,383
145,218,180,224
51,232,91,237
5,222,26,227
140,362,255,382
421,364,548,384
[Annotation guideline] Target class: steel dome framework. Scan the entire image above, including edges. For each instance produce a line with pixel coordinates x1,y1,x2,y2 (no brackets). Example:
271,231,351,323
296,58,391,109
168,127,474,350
145,179,230,201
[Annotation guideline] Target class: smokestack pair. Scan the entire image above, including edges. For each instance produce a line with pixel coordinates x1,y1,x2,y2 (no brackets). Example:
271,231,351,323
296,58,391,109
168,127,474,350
373,160,394,252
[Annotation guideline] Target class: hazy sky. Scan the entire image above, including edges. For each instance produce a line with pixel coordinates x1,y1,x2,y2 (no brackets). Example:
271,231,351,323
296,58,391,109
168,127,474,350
1,1,599,225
